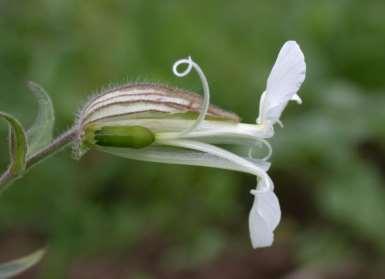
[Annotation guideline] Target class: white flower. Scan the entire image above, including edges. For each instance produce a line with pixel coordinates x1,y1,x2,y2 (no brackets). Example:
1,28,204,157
249,40,306,247
75,40,306,248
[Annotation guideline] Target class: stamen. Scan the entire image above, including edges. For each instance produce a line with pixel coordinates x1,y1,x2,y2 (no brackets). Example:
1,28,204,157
172,56,210,136
248,139,273,161
291,94,303,104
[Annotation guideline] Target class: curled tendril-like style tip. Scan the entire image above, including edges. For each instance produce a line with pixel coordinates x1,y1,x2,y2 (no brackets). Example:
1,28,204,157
172,56,193,77
172,56,210,136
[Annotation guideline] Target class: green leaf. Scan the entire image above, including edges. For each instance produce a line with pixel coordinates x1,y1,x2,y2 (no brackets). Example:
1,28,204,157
0,249,45,278
0,112,28,175
26,81,55,157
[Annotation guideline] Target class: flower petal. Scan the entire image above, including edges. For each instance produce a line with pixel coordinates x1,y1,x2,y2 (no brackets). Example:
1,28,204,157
249,202,274,248
257,41,306,125
156,139,272,184
98,143,270,176
249,188,281,248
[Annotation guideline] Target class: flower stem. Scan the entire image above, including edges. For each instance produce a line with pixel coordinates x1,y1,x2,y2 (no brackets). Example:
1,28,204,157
0,126,78,193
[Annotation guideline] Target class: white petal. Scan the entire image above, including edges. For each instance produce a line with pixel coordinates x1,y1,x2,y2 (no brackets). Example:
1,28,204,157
248,189,281,248
257,41,306,125
97,144,269,176
249,205,274,248
251,187,281,230
156,139,272,185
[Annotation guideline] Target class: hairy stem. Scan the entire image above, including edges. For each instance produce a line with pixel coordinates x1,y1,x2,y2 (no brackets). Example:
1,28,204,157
0,126,78,192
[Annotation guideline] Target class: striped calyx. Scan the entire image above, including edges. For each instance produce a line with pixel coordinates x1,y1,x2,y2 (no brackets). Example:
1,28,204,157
74,83,239,157
78,83,239,124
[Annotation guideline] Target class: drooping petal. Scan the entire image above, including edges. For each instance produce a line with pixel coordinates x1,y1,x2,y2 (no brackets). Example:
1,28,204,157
249,188,281,248
249,201,274,248
251,186,281,230
257,41,306,125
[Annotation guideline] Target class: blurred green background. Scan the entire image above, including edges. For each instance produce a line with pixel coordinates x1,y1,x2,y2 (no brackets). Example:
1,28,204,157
1,0,385,278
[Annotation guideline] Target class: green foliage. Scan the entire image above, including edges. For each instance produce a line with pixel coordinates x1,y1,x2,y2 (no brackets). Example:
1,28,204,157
0,112,27,176
26,82,55,156
0,249,45,279
0,0,385,278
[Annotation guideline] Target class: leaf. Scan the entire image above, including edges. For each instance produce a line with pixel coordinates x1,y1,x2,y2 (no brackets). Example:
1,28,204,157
0,112,27,175
0,249,45,278
26,81,55,157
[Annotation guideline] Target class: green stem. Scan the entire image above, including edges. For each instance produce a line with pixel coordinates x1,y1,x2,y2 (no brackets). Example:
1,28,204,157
0,127,78,192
